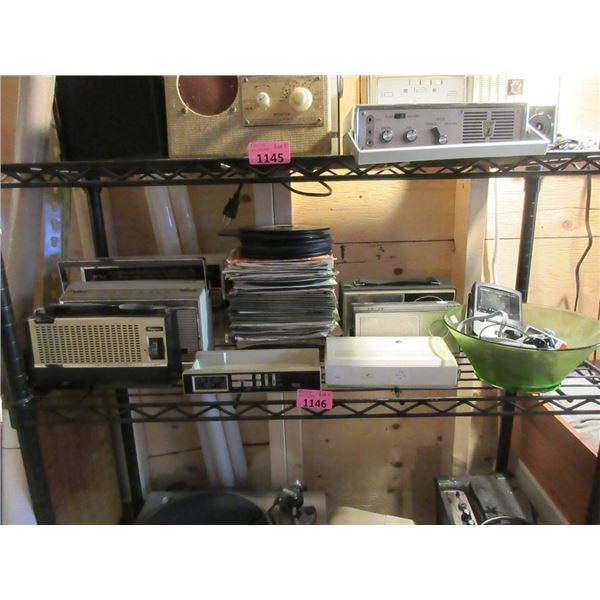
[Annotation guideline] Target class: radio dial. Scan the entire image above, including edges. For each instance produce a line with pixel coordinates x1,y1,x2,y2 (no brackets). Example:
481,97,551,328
289,87,313,112
404,129,418,143
380,128,394,143
256,91,271,109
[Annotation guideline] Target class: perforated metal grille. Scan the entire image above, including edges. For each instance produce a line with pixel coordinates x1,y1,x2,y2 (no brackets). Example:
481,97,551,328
33,322,143,365
462,109,517,143
176,309,200,354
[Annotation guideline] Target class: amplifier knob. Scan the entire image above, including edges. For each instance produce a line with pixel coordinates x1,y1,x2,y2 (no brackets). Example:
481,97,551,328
404,129,418,143
432,126,448,145
289,87,313,112
380,128,394,143
256,91,271,109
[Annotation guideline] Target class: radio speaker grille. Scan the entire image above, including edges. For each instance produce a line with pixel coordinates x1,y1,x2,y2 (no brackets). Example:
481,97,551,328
34,323,143,365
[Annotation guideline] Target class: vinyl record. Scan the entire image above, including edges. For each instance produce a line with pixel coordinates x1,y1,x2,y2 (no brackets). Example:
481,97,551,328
235,224,333,260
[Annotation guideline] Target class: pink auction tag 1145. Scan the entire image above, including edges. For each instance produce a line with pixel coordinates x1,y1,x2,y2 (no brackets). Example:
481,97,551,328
247,141,291,165
296,389,334,411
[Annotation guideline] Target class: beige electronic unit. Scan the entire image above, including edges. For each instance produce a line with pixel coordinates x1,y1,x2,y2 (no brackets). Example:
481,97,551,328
354,301,460,353
59,280,213,356
27,306,181,387
165,75,341,158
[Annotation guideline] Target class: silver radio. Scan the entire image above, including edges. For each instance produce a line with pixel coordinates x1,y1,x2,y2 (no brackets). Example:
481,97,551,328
164,75,341,158
340,279,456,337
345,102,548,164
59,280,213,356
27,305,181,387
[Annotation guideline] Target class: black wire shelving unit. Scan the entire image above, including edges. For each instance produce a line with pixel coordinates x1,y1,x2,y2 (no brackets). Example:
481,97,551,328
2,152,600,188
2,151,600,524
16,360,600,425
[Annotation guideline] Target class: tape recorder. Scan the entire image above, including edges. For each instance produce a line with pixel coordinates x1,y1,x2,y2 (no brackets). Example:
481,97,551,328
164,76,341,158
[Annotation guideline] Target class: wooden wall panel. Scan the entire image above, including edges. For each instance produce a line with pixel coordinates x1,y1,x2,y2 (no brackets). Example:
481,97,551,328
302,417,450,524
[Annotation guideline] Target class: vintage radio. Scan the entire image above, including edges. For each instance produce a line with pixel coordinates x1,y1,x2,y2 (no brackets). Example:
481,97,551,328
27,305,181,387
164,75,341,158
345,102,549,164
59,280,213,356
354,301,460,353
340,279,456,336
59,255,224,309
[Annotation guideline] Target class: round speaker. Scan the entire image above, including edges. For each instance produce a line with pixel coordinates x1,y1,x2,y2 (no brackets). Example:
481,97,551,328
177,76,239,116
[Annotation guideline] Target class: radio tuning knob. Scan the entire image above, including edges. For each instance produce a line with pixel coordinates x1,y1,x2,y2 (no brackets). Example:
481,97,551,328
289,87,313,112
432,126,448,145
380,128,394,143
404,129,418,143
256,91,271,109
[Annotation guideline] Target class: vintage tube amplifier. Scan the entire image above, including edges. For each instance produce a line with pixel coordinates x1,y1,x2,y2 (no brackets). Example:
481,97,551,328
27,305,181,387
164,75,341,158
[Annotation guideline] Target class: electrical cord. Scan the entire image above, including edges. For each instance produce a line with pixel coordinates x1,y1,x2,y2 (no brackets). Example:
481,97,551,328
278,180,333,197
222,184,243,224
480,515,530,525
574,174,593,312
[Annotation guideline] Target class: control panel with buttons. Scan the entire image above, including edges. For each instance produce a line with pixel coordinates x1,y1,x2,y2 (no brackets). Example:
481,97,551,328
240,76,326,127
182,349,322,395
443,490,477,525
184,369,321,394
354,103,527,151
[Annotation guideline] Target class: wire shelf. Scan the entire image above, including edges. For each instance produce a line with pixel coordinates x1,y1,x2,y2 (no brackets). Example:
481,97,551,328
2,152,600,189
14,361,600,426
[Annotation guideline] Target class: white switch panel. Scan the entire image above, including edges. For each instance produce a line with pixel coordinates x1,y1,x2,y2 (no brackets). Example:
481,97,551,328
365,75,468,104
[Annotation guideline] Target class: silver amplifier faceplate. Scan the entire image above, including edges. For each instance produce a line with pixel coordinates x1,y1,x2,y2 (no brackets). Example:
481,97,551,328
355,103,527,150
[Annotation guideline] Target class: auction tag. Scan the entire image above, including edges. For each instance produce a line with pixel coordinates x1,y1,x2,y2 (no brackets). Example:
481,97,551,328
296,389,334,411
248,141,291,165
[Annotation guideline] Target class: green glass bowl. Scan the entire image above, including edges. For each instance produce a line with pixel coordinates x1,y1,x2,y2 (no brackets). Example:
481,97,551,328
444,303,600,392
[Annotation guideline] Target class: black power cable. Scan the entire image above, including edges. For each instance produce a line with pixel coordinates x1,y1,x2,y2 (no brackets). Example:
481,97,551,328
574,174,594,312
278,180,333,197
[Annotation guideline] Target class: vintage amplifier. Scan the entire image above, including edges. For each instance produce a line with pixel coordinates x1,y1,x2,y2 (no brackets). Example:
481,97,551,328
183,348,321,394
354,301,461,353
345,102,549,164
27,305,181,387
59,280,213,355
436,474,529,525
164,75,341,158
340,279,456,336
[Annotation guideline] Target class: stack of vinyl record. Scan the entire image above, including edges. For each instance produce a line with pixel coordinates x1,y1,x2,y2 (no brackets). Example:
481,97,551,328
224,225,341,347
